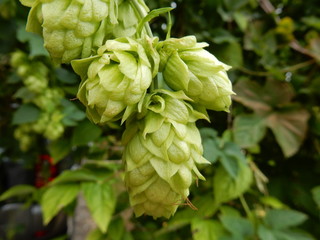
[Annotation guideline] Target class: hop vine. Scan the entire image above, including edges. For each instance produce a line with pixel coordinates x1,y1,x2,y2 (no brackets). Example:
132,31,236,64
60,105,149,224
20,0,234,218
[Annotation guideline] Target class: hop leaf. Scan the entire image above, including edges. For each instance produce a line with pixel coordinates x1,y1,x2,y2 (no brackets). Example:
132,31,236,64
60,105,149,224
158,36,234,112
123,90,210,218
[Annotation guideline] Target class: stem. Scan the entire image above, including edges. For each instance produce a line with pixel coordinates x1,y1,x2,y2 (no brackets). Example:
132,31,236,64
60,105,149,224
130,0,153,38
239,195,255,224
166,12,172,39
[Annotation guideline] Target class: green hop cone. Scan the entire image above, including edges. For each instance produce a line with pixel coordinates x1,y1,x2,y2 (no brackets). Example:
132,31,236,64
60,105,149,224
123,90,210,218
72,36,159,124
20,0,149,63
158,36,234,112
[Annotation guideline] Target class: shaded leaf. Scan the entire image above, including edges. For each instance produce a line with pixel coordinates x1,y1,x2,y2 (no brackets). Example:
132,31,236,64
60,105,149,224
48,138,71,164
12,103,40,124
266,109,310,157
214,41,243,67
55,68,78,84
311,186,320,208
213,159,252,204
200,128,220,163
309,37,320,61
258,225,278,240
263,209,308,230
0,185,36,201
42,184,80,224
220,215,254,237
191,219,225,240
233,79,271,113
82,181,116,233
61,99,86,126
50,169,99,185
233,114,267,148
17,23,48,57
71,119,102,146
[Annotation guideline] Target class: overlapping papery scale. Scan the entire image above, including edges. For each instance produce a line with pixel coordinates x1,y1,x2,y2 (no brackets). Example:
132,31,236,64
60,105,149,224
20,0,149,63
71,36,159,124
157,35,235,112
122,90,210,218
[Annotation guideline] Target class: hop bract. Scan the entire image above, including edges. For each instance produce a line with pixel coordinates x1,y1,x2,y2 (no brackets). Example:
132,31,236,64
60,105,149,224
72,37,159,124
20,0,149,63
122,90,210,218
158,36,234,112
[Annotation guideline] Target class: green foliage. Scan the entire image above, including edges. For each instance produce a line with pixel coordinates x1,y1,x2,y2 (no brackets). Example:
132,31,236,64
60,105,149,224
1,0,320,239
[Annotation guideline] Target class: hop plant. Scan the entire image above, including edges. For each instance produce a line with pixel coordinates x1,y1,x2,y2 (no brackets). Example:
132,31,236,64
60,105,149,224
122,90,210,218
72,36,159,124
20,0,149,63
158,36,234,112
10,50,66,151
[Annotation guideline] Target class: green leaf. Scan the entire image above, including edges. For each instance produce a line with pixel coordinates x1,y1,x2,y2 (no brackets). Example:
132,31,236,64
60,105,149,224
311,186,320,208
258,225,278,240
273,229,315,240
258,226,315,240
200,128,245,178
233,114,267,148
213,159,252,205
200,128,220,163
219,142,244,179
16,23,48,57
263,209,308,230
223,0,250,11
0,185,36,201
48,139,72,164
214,41,243,67
136,7,173,36
50,169,99,185
232,79,272,113
12,103,40,125
61,99,86,126
234,11,249,31
71,119,102,146
266,109,310,157
81,181,116,233
42,184,80,224
211,28,238,44
302,16,320,30
220,215,254,237
86,229,106,240
55,68,78,84
107,218,125,240
191,219,225,240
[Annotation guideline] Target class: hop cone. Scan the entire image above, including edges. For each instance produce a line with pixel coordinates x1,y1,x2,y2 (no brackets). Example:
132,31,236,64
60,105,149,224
20,0,149,63
72,36,159,124
158,36,234,112
123,90,210,218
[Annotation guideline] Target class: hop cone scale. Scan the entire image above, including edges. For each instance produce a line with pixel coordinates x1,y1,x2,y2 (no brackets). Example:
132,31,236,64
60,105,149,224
122,90,210,218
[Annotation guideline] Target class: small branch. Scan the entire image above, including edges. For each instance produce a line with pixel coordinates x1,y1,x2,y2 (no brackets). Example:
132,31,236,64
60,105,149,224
236,59,316,77
258,0,315,58
130,0,153,38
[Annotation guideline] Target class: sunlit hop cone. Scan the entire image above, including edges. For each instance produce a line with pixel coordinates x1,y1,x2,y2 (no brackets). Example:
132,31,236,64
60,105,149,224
123,90,210,218
157,36,235,112
72,36,159,124
20,0,149,63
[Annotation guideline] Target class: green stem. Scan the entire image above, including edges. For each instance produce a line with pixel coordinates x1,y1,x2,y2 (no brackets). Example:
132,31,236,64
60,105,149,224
166,12,172,39
130,0,153,38
239,195,255,224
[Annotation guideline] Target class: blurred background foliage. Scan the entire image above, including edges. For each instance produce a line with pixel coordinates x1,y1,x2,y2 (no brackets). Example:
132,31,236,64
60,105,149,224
0,0,320,239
